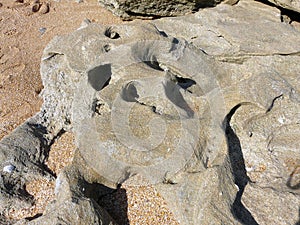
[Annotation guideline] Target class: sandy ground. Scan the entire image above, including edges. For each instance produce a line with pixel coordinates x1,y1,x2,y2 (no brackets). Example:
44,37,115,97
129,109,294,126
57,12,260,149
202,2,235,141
0,0,179,223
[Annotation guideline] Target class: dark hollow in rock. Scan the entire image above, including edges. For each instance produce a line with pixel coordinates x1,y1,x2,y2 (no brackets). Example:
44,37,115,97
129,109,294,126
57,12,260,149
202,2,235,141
104,27,120,39
88,64,112,91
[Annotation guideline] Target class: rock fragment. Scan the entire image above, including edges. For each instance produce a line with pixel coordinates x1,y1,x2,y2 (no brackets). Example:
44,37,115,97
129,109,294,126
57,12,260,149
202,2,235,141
98,0,223,20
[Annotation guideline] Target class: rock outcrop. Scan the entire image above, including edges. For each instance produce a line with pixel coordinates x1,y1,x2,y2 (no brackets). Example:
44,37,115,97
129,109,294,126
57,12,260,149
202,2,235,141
98,0,232,20
0,0,299,224
98,0,300,20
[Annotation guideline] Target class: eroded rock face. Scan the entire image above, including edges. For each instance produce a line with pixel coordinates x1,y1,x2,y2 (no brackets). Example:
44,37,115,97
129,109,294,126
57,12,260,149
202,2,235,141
98,0,300,20
98,0,227,20
41,22,237,224
0,1,299,224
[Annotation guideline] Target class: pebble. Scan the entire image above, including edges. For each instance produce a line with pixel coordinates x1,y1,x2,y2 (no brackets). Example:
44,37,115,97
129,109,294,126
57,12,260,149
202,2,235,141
39,3,49,14
3,164,16,173
39,27,47,35
79,18,91,29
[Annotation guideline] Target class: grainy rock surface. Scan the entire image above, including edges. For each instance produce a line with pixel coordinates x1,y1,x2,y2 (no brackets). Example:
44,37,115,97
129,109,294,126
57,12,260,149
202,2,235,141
15,196,116,225
98,0,228,20
0,0,299,224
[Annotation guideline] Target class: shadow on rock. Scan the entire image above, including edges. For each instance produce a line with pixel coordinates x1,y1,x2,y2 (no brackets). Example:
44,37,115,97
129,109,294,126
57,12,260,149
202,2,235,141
222,104,259,225
295,208,300,225
71,152,130,224
286,167,300,190
96,185,130,225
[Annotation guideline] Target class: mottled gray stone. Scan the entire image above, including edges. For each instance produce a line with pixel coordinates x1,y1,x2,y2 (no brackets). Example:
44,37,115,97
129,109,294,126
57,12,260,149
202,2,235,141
0,0,299,224
242,183,300,225
154,0,300,57
40,22,236,224
98,0,228,20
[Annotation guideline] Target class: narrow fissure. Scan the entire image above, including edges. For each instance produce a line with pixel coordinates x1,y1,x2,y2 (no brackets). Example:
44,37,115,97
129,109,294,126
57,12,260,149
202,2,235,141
222,104,259,225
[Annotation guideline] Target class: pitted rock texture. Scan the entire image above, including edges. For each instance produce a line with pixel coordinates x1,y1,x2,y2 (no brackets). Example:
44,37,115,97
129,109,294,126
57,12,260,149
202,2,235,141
98,0,226,20
40,22,236,224
0,0,300,224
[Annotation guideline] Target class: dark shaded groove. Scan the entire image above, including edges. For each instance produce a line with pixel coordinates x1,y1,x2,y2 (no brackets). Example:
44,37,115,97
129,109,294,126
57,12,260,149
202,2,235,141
295,208,300,225
163,79,194,118
25,213,43,221
143,55,164,71
30,123,68,177
48,128,66,149
222,104,259,225
104,27,120,39
280,8,300,23
44,128,67,177
103,44,111,52
286,167,300,190
121,81,139,102
144,60,164,71
42,52,64,61
266,94,283,113
123,10,162,20
172,75,196,91
158,30,168,37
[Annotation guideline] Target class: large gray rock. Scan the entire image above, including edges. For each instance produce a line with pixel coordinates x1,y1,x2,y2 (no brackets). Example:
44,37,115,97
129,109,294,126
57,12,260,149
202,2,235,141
40,21,238,224
98,0,227,20
0,0,299,224
228,70,300,224
155,2,300,224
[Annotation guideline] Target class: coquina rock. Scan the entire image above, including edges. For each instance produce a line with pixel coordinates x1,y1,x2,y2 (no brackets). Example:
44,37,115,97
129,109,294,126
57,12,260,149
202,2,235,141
98,0,300,20
0,0,299,224
153,2,300,224
39,21,238,224
98,0,230,20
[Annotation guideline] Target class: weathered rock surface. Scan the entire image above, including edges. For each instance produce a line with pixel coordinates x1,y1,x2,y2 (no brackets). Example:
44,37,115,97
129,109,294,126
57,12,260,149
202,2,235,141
14,153,117,225
154,0,300,56
16,196,116,225
40,21,237,224
98,0,300,20
0,0,299,224
98,0,229,20
267,0,300,13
